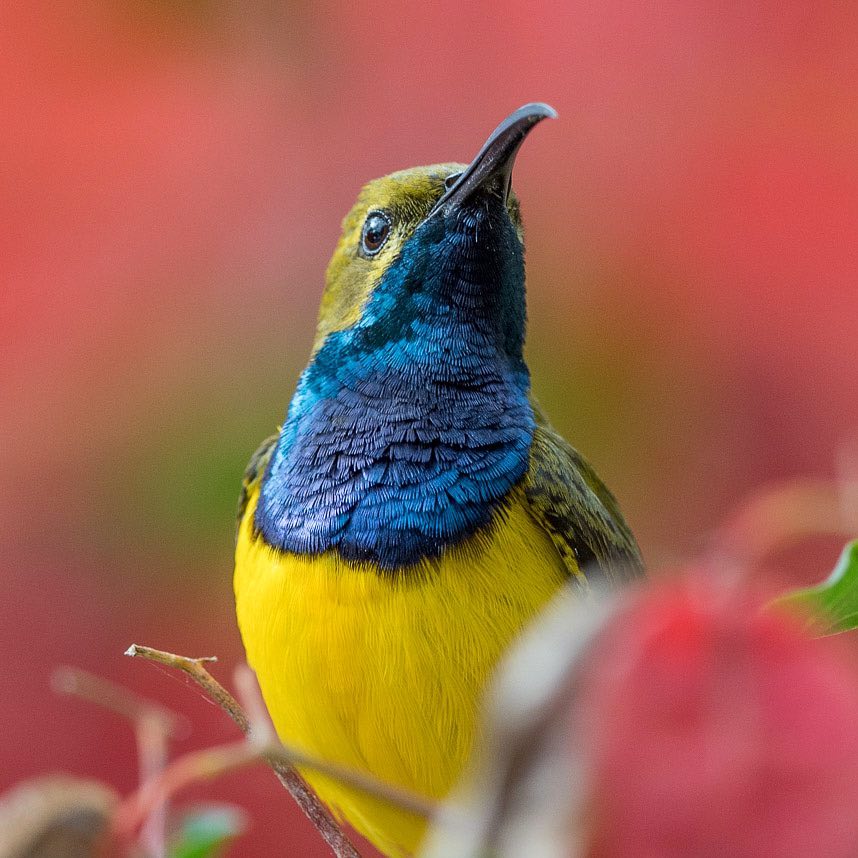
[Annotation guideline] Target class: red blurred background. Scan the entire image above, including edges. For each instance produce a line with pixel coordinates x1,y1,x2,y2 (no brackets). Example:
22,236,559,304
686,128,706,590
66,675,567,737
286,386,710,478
2,1,857,853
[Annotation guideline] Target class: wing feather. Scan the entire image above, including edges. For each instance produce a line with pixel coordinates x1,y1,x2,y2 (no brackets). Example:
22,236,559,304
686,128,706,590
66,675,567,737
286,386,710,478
523,404,644,585
235,434,278,540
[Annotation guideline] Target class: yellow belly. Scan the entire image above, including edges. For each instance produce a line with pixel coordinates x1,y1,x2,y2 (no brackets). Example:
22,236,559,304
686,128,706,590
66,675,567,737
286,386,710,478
234,487,567,856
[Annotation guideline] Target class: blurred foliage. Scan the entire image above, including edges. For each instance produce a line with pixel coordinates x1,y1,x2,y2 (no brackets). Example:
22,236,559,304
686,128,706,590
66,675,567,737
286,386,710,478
167,805,246,858
774,541,858,636
0,776,116,858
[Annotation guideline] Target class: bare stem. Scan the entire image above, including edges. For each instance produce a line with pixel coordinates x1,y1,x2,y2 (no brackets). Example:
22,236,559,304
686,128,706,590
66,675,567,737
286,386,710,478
233,663,275,744
52,667,179,857
136,717,170,858
125,643,359,857
234,665,435,818
125,644,435,857
52,666,184,739
116,732,436,838
124,644,248,733
712,477,858,572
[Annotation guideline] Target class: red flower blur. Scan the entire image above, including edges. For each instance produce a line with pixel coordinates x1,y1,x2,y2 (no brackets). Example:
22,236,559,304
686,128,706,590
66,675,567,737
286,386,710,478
583,577,858,858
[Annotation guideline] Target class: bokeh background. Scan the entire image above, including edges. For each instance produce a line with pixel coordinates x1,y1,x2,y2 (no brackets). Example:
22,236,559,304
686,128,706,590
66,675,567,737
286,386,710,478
3,1,857,853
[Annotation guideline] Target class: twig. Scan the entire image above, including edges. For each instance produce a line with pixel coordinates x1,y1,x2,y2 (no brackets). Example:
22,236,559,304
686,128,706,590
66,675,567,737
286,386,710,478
125,644,435,857
136,718,169,858
116,730,436,837
712,477,858,572
52,667,181,857
125,644,360,857
233,663,275,744
123,638,340,853
52,667,184,739
124,645,248,733
232,664,434,817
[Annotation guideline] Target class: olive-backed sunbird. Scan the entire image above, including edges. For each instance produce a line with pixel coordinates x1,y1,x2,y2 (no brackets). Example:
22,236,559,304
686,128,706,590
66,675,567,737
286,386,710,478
234,103,643,856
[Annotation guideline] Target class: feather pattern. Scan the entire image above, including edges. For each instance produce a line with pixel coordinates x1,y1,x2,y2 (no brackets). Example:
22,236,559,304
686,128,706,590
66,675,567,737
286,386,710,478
524,401,644,583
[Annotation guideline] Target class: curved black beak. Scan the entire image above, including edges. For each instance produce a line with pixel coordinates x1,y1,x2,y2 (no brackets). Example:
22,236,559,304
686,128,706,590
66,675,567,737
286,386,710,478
427,102,557,220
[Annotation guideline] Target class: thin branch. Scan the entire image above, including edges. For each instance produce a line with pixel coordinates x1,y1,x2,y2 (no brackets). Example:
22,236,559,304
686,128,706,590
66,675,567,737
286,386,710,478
113,740,260,837
711,477,858,572
124,645,248,733
233,663,275,744
125,644,359,857
52,667,180,857
232,664,435,818
116,731,436,838
52,667,184,739
136,718,169,858
126,644,435,857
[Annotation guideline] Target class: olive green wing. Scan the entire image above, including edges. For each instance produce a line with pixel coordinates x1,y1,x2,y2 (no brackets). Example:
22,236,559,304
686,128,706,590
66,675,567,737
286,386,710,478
524,406,644,586
235,434,278,540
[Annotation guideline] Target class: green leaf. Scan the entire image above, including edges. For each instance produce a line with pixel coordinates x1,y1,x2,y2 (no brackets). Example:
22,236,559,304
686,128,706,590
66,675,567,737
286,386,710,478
167,805,246,858
772,540,858,636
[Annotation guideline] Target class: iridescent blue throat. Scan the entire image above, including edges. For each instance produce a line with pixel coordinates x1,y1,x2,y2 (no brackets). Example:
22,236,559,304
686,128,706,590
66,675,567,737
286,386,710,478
256,207,534,569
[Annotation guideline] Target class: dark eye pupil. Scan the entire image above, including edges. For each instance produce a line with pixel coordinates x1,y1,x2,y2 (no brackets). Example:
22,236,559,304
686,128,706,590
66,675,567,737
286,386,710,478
362,213,390,254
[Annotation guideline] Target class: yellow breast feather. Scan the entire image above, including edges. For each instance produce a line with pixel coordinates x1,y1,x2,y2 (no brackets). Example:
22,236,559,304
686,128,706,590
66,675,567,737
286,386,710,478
234,486,568,856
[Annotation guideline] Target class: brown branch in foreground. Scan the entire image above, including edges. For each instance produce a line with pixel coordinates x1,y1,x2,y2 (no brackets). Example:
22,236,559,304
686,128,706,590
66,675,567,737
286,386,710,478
711,474,858,573
52,666,185,739
233,663,275,743
124,645,248,733
136,716,170,858
125,644,436,857
115,730,437,839
230,663,434,819
52,667,182,858
125,644,360,858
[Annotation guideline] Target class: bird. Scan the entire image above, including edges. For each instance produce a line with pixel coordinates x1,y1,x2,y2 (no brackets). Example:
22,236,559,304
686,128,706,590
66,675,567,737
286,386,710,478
233,103,643,857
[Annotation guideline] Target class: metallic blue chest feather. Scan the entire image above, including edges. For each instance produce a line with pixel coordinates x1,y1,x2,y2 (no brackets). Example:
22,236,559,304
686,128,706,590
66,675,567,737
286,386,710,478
256,330,533,568
255,212,534,569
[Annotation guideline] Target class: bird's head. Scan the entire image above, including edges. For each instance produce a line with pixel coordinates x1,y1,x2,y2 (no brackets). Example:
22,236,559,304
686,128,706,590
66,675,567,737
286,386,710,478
261,105,558,565
310,104,557,367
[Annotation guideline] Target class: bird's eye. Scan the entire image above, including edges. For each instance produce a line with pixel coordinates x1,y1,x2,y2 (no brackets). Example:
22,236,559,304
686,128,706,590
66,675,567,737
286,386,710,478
361,211,391,256
444,172,462,189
